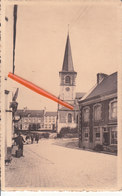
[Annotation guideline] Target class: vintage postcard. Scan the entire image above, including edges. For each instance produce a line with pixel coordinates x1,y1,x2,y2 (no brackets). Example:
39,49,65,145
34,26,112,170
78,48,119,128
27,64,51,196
0,0,122,192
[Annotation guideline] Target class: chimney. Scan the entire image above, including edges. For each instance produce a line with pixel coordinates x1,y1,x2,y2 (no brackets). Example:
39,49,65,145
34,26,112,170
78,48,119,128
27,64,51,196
97,73,108,84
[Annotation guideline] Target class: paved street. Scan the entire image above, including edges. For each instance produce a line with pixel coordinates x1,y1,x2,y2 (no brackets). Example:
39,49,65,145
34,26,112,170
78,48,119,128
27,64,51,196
5,139,117,191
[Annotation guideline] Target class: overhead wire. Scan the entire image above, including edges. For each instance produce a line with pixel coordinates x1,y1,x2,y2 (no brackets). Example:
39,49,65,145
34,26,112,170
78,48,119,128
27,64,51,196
69,5,92,30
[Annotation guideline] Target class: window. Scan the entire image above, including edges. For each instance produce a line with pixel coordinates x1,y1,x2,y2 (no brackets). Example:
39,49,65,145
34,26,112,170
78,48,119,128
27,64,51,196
45,124,47,128
83,107,90,122
49,124,51,128
109,126,117,145
65,76,71,84
85,133,88,138
68,113,72,123
38,118,41,123
94,104,102,121
24,118,27,122
83,127,89,141
109,100,117,120
49,116,51,122
94,127,100,141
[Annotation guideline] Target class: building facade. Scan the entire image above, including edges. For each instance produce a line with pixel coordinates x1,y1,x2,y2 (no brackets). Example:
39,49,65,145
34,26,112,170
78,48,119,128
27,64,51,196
44,112,57,131
79,72,117,152
15,110,44,131
15,109,57,132
57,33,84,133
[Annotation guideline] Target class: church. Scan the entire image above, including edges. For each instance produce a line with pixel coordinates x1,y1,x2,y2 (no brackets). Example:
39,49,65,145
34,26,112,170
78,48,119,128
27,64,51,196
57,33,85,133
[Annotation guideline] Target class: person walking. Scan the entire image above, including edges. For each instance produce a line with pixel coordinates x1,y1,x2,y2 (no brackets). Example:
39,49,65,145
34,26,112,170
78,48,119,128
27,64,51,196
25,134,30,144
31,134,34,144
35,133,39,143
16,132,25,156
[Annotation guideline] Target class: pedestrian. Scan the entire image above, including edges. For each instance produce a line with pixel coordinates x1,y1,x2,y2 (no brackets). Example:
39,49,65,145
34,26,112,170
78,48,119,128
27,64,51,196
25,134,30,144
35,133,39,143
16,132,25,156
31,134,34,144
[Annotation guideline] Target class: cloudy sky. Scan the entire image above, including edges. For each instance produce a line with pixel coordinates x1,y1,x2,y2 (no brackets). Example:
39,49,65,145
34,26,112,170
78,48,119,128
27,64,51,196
5,1,120,111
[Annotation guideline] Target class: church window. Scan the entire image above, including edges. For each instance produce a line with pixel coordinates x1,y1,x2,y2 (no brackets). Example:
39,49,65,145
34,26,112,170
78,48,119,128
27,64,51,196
68,113,72,123
65,76,71,84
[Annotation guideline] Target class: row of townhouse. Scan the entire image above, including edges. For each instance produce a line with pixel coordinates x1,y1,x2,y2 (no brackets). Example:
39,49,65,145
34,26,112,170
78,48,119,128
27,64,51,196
14,110,57,131
78,72,117,152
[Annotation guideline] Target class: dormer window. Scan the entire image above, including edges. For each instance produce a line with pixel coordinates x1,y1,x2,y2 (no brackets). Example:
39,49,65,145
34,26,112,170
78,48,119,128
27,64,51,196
65,76,71,84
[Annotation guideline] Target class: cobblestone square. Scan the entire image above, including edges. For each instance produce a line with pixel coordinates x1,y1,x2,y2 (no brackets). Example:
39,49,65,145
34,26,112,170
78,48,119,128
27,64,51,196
5,139,117,191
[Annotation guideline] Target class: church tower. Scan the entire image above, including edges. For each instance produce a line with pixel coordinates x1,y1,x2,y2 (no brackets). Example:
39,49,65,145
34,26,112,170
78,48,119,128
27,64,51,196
57,33,78,133
59,33,77,108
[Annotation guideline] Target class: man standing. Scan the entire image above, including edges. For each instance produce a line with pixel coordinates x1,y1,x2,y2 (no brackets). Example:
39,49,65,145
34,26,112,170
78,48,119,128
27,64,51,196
16,132,25,156
35,133,39,143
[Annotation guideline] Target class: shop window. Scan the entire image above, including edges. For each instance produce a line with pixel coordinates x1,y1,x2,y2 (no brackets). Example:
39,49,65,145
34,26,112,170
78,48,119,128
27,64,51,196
65,76,71,84
68,113,72,123
109,126,117,145
109,100,117,120
83,127,89,141
83,107,90,122
94,127,100,141
94,104,102,121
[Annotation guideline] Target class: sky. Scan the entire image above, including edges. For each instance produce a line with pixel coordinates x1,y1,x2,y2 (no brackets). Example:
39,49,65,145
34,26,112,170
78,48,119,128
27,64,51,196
5,1,120,111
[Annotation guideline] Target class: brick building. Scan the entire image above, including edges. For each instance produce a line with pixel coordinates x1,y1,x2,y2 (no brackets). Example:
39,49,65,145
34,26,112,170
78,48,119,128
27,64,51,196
78,72,117,152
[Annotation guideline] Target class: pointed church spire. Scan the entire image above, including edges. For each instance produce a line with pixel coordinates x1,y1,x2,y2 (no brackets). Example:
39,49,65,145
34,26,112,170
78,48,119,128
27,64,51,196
62,32,74,72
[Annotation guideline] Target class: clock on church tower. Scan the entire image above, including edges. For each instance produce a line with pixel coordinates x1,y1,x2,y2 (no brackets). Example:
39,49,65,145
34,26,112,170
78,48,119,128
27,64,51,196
57,33,78,134
59,33,77,108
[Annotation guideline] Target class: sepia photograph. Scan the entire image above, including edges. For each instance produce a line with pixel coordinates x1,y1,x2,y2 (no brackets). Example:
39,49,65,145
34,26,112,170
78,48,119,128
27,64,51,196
1,0,122,192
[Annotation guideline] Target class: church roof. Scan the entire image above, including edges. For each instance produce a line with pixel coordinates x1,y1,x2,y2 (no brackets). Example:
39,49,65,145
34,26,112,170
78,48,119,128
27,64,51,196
62,34,74,72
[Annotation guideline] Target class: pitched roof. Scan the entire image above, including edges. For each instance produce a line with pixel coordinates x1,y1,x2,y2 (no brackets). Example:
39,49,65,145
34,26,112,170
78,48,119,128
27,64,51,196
45,112,57,117
15,109,44,117
75,92,86,99
79,72,117,102
62,34,74,72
